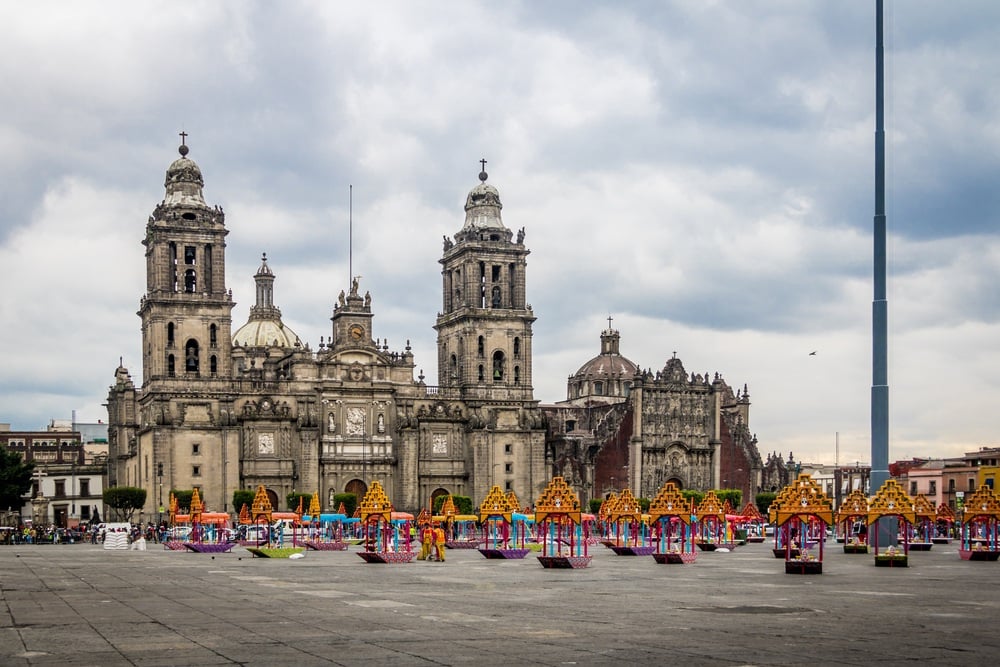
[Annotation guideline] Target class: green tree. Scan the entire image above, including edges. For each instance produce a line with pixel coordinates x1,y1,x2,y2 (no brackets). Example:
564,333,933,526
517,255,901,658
333,493,357,517
0,448,34,513
232,489,255,515
755,492,777,515
170,489,193,512
715,488,742,510
103,486,147,523
588,498,603,514
681,489,705,508
286,492,312,511
433,494,474,515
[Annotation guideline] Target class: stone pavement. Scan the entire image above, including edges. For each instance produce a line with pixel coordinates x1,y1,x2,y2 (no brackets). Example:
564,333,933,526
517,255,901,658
2,540,999,666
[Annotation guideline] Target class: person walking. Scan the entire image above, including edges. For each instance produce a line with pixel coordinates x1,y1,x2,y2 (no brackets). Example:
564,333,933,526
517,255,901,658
433,523,447,563
418,523,434,561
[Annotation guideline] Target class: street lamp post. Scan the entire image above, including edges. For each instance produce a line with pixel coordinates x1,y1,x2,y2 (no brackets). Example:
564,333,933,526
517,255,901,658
157,463,163,528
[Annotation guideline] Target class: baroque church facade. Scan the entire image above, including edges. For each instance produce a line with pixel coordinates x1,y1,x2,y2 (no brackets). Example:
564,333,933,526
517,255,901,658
106,142,546,517
542,325,764,507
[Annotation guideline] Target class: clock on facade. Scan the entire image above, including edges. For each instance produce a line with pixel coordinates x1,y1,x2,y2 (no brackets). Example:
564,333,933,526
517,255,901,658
349,324,364,341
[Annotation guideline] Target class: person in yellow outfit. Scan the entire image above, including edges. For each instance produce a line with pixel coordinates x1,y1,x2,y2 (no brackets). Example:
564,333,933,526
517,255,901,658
418,524,434,561
433,523,447,562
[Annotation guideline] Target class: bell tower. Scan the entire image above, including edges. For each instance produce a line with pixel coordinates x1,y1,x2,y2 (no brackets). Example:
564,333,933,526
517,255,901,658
138,135,234,384
435,161,535,398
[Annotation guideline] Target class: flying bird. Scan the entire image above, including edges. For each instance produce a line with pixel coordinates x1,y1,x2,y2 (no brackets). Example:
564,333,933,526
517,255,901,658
809,351,817,356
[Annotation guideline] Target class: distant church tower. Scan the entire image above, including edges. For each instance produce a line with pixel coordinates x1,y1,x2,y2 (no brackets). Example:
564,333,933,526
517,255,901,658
139,136,234,383
436,161,535,395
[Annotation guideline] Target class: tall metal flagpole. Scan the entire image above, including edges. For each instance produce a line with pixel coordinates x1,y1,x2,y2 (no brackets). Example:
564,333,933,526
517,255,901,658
871,0,890,496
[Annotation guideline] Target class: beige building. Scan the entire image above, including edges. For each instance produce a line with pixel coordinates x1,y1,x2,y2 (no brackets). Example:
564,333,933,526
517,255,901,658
106,141,546,517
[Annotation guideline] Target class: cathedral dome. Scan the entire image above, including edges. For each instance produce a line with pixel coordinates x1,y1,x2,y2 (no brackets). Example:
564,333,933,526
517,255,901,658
231,254,300,350
565,325,639,402
573,351,639,380
232,319,299,349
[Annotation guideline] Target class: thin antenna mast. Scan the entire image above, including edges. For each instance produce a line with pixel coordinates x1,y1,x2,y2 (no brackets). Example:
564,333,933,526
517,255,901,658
349,184,353,287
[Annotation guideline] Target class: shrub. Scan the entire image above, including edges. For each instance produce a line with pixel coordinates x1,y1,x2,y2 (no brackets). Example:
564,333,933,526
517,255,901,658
232,490,255,514
333,493,357,517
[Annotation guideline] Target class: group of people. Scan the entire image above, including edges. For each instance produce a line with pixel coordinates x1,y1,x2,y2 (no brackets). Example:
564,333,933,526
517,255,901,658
417,522,448,562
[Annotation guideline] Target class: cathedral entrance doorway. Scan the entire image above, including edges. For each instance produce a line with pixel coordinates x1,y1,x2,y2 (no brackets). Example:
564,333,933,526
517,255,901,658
430,487,450,512
345,479,368,500
265,489,279,510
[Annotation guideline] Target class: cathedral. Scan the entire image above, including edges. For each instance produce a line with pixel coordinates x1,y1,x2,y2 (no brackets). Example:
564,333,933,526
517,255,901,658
106,138,765,519
106,141,546,517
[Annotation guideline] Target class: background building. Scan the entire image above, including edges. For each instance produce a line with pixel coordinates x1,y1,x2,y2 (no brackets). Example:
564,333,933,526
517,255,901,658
0,421,105,527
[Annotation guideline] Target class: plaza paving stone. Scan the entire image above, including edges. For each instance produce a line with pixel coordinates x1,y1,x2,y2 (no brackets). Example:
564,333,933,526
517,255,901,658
2,540,999,666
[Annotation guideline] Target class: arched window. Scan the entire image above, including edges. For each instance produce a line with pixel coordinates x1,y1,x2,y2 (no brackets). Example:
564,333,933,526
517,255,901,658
185,339,199,374
492,350,505,382
167,354,175,377
513,337,520,358
167,322,175,347
184,268,197,293
210,324,218,348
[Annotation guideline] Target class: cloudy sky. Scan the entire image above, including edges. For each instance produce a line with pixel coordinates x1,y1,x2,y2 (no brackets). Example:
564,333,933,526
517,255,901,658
2,1,998,466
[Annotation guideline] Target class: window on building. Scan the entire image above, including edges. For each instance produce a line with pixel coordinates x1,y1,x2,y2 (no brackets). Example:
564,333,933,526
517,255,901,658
949,479,956,492
192,466,201,477
167,354,175,377
210,355,218,376
55,480,66,498
970,478,977,492
987,478,995,490
513,337,520,358
594,381,604,395
910,481,917,496
492,351,505,382
170,242,178,292
185,340,199,373
81,505,90,520
184,245,196,265
478,336,485,357
929,481,937,495
192,443,200,455
184,268,197,293
513,366,520,385
566,420,576,432
210,324,217,348
80,479,90,497
167,322,175,347
505,480,512,491
504,443,512,455
478,365,485,382
504,463,513,474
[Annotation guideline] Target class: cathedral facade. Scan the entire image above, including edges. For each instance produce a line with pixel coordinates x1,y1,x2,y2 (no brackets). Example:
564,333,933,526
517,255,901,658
106,142,546,517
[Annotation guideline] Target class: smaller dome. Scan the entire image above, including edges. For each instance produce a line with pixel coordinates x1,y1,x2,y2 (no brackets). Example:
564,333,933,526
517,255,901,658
232,319,299,349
